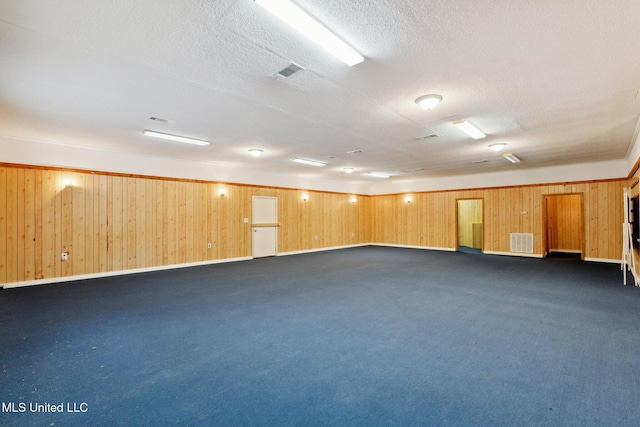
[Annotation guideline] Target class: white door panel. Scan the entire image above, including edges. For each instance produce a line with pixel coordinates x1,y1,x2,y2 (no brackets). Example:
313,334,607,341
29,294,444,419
252,196,277,258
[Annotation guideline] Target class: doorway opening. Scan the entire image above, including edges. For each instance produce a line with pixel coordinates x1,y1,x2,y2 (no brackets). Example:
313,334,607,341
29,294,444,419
457,199,483,253
542,194,584,260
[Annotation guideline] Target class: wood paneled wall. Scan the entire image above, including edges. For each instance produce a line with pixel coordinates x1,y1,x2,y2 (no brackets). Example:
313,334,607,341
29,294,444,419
371,181,624,260
0,166,370,285
0,164,625,285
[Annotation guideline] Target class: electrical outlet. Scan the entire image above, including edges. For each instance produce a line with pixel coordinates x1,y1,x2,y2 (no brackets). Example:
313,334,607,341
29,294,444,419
207,243,212,249
61,252,69,261
314,235,318,241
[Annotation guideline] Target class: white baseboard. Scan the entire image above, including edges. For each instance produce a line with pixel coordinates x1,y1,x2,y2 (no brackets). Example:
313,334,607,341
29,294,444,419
277,244,369,257
483,250,543,258
1,245,624,289
584,257,622,264
2,256,253,289
369,243,456,252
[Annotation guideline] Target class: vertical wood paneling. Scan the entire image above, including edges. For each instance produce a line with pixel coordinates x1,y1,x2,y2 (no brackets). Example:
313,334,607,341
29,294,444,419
97,175,108,273
0,168,7,284
0,163,626,285
23,169,36,280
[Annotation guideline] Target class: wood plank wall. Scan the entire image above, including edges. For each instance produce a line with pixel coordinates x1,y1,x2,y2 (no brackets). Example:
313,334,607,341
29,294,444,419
0,166,370,285
0,164,625,285
628,166,640,280
371,181,624,260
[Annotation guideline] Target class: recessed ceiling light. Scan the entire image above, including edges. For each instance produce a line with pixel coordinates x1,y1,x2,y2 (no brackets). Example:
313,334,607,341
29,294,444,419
346,149,363,154
368,172,390,178
415,94,442,110
503,153,521,163
255,0,364,66
142,130,210,146
489,143,506,151
292,158,326,167
248,148,264,157
343,167,354,174
452,120,486,139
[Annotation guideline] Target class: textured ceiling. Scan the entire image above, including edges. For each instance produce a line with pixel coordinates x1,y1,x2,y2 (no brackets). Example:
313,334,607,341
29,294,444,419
1,0,639,183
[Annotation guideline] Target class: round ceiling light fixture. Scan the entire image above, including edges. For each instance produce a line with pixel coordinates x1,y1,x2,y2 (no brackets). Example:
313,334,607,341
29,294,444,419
415,94,442,110
343,167,354,174
489,143,506,152
248,148,264,157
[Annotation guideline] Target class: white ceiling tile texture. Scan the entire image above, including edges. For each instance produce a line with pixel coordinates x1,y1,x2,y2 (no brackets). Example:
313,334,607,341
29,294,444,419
1,0,639,181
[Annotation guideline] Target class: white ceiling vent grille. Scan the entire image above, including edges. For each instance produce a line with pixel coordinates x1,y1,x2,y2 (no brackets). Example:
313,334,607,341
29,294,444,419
273,63,304,80
414,133,439,141
510,233,534,254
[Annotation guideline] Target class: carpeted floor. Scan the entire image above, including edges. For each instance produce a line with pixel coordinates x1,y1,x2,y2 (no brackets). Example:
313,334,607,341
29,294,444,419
1,246,639,426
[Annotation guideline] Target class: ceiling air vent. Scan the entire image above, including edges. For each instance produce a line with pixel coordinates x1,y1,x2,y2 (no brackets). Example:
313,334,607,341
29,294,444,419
149,117,174,123
414,128,439,141
414,133,439,141
273,63,304,80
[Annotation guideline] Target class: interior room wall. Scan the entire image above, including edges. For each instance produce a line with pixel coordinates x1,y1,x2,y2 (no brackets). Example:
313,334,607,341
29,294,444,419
0,163,625,287
370,181,624,261
0,165,370,286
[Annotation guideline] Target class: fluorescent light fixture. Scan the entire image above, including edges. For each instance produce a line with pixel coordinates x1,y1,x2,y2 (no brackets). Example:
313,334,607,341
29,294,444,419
489,143,506,152
143,130,210,146
415,94,442,110
343,167,354,174
248,148,264,157
369,172,390,178
452,121,486,139
503,153,521,163
292,157,326,167
255,0,364,66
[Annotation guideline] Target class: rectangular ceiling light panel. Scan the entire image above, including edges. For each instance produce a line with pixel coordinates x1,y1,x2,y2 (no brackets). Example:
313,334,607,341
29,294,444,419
293,157,326,167
369,172,390,178
503,153,521,163
255,0,364,66
143,130,210,146
452,120,486,139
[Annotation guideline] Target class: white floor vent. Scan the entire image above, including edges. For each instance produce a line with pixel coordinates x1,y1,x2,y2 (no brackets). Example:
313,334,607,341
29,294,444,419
510,233,534,253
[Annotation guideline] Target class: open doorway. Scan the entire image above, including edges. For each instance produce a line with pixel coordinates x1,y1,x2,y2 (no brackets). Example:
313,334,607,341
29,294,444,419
542,194,584,260
457,199,483,253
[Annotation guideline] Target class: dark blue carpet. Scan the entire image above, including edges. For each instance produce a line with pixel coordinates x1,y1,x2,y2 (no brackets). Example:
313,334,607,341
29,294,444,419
1,246,639,426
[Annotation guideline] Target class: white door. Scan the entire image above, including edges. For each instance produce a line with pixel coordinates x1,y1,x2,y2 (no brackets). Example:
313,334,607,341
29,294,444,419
252,196,277,258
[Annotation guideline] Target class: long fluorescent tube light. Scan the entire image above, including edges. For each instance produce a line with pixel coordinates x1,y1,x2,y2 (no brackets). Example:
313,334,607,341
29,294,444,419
143,130,210,146
255,0,364,67
293,157,326,167
503,153,521,163
369,172,390,178
452,120,486,139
